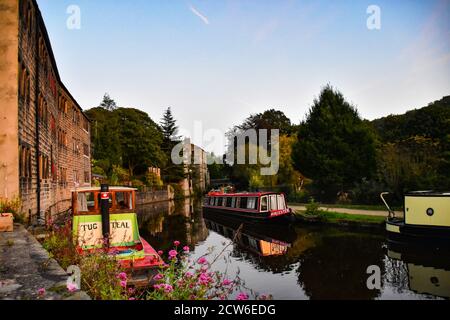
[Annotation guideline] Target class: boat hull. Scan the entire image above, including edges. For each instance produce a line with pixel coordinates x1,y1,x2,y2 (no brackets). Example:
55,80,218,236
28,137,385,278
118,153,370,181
386,218,450,246
202,206,292,222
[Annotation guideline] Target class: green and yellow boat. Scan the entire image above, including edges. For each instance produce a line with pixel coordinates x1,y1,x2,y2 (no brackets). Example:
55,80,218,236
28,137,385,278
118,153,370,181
72,185,164,286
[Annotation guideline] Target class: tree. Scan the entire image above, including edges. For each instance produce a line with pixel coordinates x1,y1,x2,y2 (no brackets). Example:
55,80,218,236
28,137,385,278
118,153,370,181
85,107,122,174
160,107,180,145
292,85,377,201
237,109,294,135
99,93,118,111
159,108,186,183
115,108,164,176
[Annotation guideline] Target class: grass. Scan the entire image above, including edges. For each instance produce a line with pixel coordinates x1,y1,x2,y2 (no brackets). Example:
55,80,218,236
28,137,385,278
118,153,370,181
289,202,401,212
294,209,386,225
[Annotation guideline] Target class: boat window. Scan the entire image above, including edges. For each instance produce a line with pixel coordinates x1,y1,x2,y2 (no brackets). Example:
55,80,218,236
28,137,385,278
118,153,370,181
210,197,215,205
77,192,95,213
247,197,257,210
260,196,268,211
204,197,209,205
115,192,133,210
226,197,232,207
231,197,236,208
270,195,277,210
277,195,285,210
236,197,241,208
240,197,248,209
217,197,223,206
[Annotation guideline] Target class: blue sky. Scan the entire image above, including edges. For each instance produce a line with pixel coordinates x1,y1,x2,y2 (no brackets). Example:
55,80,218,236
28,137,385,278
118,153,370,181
37,0,450,154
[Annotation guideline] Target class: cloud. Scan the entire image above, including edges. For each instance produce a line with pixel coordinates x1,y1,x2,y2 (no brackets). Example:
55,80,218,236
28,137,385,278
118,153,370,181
189,5,210,25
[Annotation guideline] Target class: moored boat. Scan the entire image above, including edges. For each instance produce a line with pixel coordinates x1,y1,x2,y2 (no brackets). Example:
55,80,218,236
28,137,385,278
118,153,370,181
381,191,450,245
71,185,164,287
203,191,292,221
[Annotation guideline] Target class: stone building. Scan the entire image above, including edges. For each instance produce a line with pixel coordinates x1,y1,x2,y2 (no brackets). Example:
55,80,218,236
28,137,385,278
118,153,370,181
178,141,210,197
0,0,91,224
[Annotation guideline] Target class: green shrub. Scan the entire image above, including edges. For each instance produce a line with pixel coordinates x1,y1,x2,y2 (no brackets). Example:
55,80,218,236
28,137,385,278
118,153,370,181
305,197,320,216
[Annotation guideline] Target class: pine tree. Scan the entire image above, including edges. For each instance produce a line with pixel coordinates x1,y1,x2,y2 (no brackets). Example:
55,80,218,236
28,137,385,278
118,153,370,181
160,107,180,143
159,108,186,183
99,93,118,111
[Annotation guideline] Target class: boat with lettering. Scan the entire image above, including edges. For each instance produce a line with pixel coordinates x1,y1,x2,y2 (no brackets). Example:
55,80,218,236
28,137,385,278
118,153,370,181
203,191,292,221
381,191,450,245
71,185,164,287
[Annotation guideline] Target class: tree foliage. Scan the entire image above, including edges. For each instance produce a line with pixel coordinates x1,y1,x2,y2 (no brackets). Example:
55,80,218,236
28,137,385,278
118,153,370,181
292,85,377,201
159,107,186,183
85,96,165,178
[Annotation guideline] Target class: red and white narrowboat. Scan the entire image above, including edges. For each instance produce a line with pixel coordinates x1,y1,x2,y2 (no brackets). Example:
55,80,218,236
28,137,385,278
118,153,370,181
203,191,292,220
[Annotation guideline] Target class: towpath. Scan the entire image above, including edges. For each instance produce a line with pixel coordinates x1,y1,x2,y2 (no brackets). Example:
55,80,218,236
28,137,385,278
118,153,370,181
289,205,403,218
0,224,90,300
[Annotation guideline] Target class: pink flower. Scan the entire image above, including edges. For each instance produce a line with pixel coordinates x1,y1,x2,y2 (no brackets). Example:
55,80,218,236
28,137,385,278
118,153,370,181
66,283,78,292
236,292,249,300
128,288,135,294
128,297,136,301
168,250,178,258
154,273,163,281
222,279,232,286
153,284,161,290
116,272,127,281
120,280,127,288
185,271,193,278
174,240,180,246
163,284,173,293
183,246,190,253
197,257,207,265
158,250,163,256
37,288,46,296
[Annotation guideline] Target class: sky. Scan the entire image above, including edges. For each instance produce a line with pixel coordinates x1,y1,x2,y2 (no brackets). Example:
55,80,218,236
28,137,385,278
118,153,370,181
37,0,450,155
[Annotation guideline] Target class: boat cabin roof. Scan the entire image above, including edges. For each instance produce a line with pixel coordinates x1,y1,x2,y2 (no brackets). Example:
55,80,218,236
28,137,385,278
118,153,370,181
71,186,138,193
207,192,283,197
405,191,450,196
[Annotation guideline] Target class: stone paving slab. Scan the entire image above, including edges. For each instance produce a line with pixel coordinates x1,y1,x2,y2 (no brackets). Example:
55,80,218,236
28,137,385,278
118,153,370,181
0,224,90,300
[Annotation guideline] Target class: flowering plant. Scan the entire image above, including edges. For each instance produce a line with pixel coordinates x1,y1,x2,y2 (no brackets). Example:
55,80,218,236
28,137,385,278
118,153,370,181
147,240,257,300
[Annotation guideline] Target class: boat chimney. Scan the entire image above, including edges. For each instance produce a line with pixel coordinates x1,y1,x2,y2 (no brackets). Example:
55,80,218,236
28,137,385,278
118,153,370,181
100,184,110,246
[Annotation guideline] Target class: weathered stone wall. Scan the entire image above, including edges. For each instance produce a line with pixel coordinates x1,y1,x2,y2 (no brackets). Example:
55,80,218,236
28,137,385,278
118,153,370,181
0,0,91,223
136,186,174,205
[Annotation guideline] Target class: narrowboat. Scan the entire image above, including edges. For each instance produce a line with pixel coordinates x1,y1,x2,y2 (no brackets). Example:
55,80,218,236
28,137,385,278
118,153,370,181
203,191,292,220
382,191,450,244
71,185,164,286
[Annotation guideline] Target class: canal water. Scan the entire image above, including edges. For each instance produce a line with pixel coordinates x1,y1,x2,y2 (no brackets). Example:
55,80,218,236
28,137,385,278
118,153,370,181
137,199,450,300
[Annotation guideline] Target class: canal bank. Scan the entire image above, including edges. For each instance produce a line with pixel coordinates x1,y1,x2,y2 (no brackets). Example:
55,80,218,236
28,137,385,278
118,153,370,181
0,225,90,300
288,204,398,229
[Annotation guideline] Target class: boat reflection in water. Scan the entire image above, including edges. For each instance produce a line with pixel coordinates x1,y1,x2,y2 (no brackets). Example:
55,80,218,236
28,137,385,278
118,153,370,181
387,243,450,299
203,211,294,258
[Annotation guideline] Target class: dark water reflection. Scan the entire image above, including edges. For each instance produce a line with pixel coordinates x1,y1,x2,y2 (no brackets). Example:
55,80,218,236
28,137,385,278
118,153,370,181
137,199,450,300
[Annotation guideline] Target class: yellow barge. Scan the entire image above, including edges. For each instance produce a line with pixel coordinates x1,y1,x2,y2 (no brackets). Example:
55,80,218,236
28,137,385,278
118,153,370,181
381,191,450,244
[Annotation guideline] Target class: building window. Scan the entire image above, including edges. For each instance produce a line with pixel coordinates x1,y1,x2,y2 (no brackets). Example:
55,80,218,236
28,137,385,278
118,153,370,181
73,138,80,156
38,94,48,126
84,171,90,184
39,154,50,181
82,117,89,132
83,143,89,157
18,62,30,105
73,170,79,184
59,167,67,186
